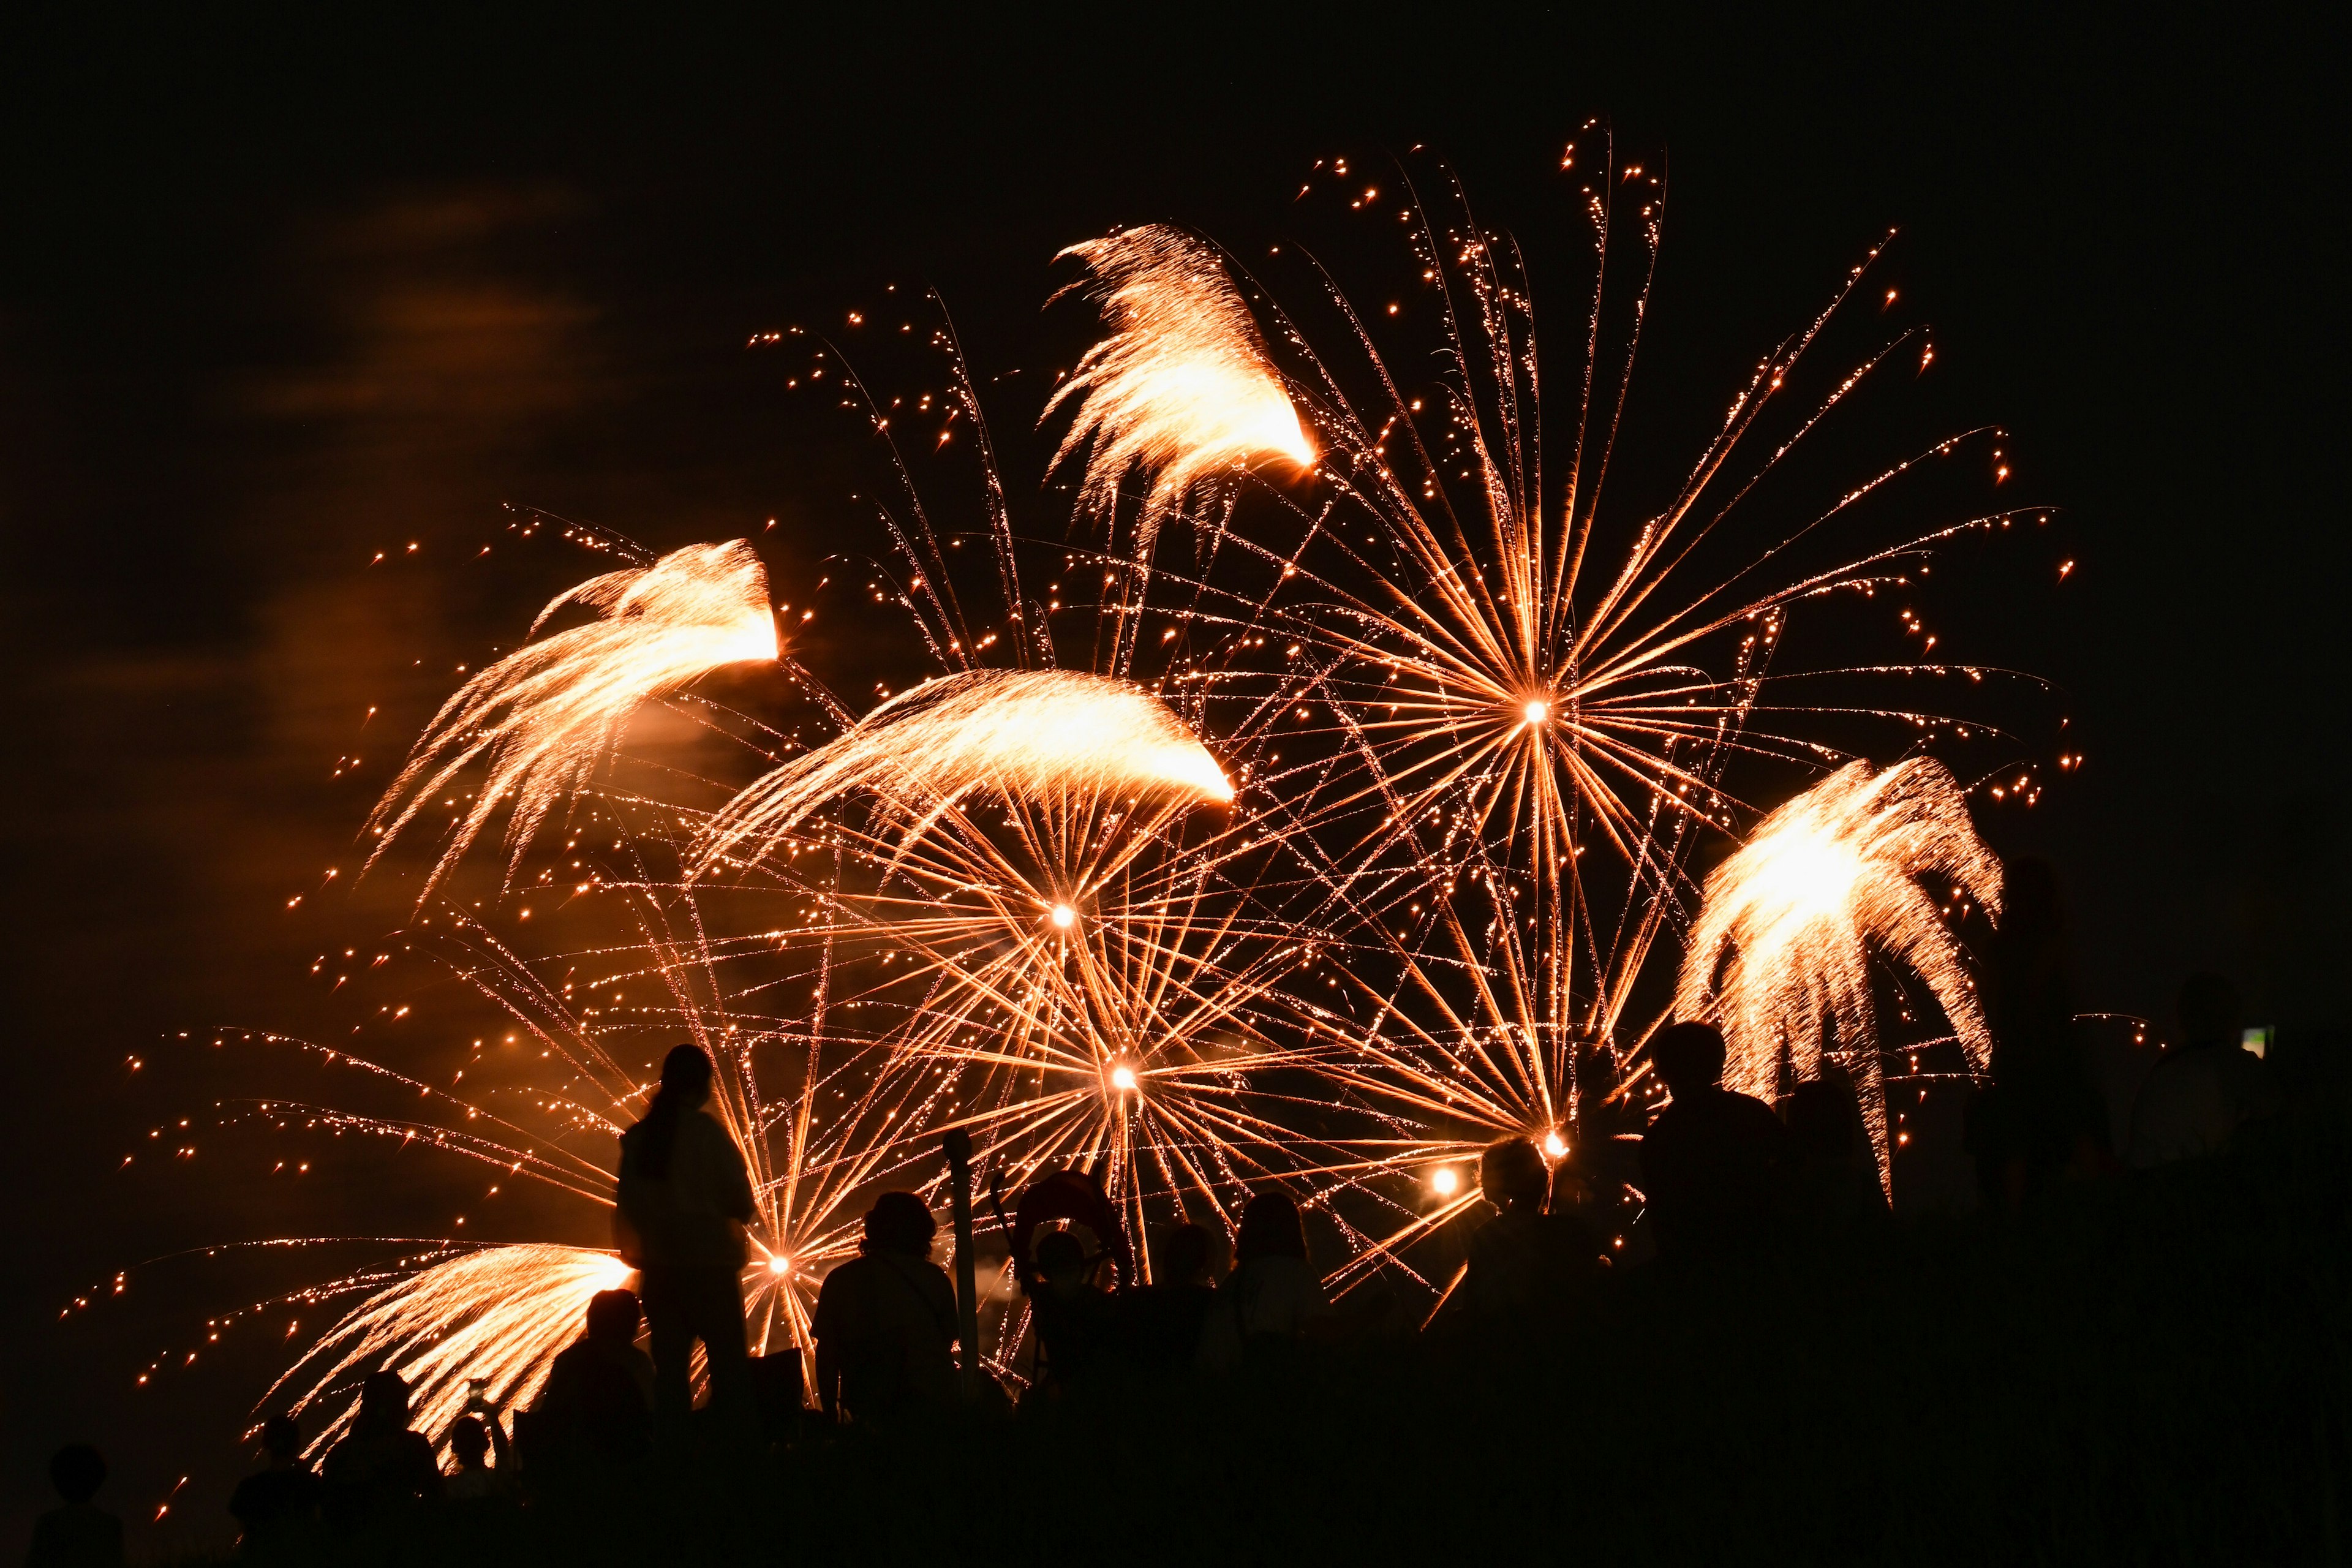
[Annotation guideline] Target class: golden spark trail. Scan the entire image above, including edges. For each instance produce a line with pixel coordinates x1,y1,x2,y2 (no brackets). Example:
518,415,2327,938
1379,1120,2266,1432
699,668,1232,871
367,540,778,899
1047,225,1314,559
263,1244,633,1450
1676,758,2002,1186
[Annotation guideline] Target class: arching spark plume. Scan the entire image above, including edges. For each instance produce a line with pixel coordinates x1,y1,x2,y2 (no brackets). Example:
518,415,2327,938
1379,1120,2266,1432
263,1243,632,1450
366,540,778,897
1046,225,1314,556
1675,758,2003,1185
699,668,1232,870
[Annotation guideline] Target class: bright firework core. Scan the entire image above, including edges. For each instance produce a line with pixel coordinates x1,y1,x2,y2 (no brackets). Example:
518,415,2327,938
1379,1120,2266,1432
1430,1167,1460,1196
767,1255,791,1275
1542,1131,1568,1159
1109,1063,1139,1092
1050,903,1077,929
1522,699,1550,726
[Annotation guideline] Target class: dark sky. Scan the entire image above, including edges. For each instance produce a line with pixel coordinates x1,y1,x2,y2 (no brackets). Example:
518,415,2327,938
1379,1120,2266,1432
1,7,2343,1552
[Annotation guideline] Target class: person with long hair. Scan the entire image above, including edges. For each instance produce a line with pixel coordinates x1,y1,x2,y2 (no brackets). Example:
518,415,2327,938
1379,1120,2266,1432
1196,1191,1332,1374
616,1043,756,1438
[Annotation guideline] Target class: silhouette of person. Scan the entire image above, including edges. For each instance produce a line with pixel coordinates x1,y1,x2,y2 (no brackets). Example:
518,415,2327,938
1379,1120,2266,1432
1458,1137,1604,1319
1783,1061,1888,1232
26,1445,122,1568
320,1370,443,1535
810,1191,960,1425
1025,1228,1125,1396
2128,973,2285,1166
532,1287,655,1468
441,1398,515,1502
1965,858,2111,1207
228,1412,322,1560
616,1043,756,1436
1638,1020,1794,1261
1196,1192,1332,1374
1123,1223,1219,1375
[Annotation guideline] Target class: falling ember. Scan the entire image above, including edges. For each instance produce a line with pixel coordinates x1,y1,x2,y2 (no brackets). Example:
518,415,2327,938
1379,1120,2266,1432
366,541,777,899
1675,759,2003,1189
1046,224,1313,557
699,668,1232,869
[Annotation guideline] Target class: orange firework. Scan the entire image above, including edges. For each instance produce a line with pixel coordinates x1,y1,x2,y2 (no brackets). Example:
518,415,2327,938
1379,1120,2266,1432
1676,758,2002,1186
132,141,2053,1428
366,540,778,899
1048,224,1315,557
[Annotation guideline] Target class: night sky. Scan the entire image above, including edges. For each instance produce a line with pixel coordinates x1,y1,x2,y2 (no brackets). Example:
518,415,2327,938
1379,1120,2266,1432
2,9,2342,1551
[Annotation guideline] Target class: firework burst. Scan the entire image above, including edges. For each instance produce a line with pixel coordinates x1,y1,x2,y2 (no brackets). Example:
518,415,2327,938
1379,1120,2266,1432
130,138,2057,1430
1047,224,1315,558
1675,757,2002,1186
366,539,778,899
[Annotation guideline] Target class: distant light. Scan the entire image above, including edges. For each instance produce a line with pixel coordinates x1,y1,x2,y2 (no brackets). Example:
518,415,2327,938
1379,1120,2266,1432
1110,1064,1138,1091
767,1255,791,1275
1542,1131,1568,1159
1430,1167,1460,1196
1050,903,1076,929
1523,700,1548,726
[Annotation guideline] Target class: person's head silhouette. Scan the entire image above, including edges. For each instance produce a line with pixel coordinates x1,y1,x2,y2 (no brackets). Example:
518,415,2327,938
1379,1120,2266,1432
658,1043,714,1108
1033,1228,1091,1292
357,1370,411,1434
1234,1192,1308,1265
585,1287,641,1346
1785,1074,1859,1159
1652,1021,1728,1098
2177,973,2244,1050
48,1444,105,1505
448,1416,491,1470
259,1412,302,1465
1152,1222,1214,1286
1479,1137,1548,1212
862,1191,937,1258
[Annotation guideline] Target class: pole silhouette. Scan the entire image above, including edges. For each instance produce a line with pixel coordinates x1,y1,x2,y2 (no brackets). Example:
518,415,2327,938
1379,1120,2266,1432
941,1128,982,1400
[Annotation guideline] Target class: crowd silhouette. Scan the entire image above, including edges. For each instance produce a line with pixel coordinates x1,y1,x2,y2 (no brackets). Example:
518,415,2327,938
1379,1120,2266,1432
24,940,2313,1565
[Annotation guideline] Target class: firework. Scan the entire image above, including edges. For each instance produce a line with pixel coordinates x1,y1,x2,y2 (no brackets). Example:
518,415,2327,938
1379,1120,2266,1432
141,143,2051,1432
262,1243,633,1449
1124,140,2037,1253
698,667,1233,872
366,540,778,898
1046,225,1314,559
1675,758,2002,1185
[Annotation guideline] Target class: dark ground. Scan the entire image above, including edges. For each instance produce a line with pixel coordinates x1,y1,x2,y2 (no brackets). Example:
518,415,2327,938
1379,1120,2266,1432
154,1111,2352,1566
